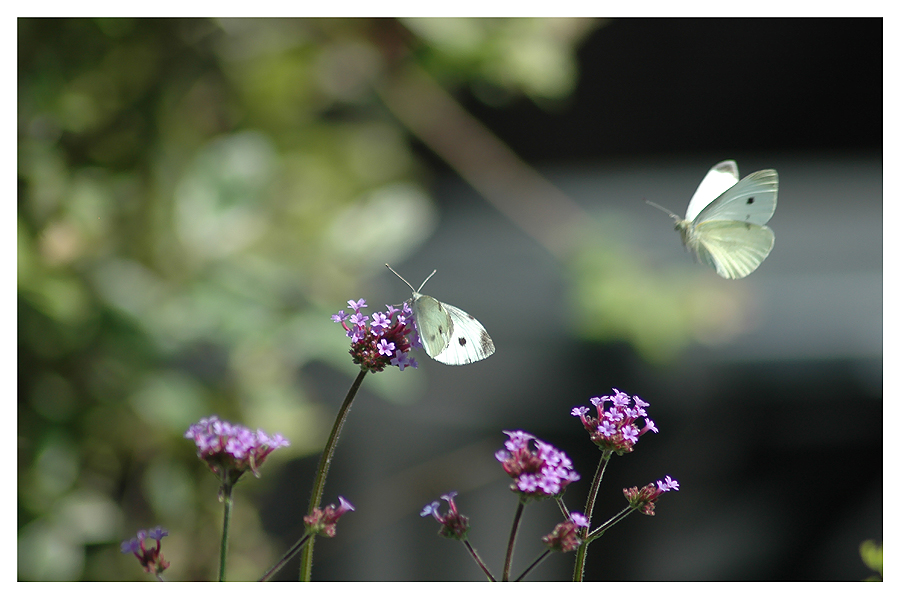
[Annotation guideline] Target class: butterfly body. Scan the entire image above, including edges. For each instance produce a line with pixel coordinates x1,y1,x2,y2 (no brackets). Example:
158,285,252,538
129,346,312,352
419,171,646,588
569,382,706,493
651,160,778,279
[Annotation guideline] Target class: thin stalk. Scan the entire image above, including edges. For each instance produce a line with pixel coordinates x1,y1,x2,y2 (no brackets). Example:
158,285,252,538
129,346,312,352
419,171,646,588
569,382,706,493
502,498,526,581
514,550,551,582
259,533,312,581
299,368,368,581
218,482,234,582
572,451,611,581
556,496,571,520
463,540,496,581
586,505,634,542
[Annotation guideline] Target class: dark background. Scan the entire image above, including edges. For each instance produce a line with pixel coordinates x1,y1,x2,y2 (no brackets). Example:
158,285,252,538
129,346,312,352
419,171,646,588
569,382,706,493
468,18,881,161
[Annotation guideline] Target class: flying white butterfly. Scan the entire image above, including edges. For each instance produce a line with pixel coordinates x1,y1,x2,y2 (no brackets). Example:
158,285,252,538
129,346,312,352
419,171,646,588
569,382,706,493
386,264,495,365
647,160,779,279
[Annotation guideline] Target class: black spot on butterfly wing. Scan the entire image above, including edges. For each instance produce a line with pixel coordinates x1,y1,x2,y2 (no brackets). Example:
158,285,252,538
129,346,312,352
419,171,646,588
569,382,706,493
458,337,467,347
738,196,758,222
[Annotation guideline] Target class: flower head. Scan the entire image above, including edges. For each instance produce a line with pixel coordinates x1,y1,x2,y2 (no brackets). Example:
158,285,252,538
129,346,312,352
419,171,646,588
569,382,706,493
184,416,290,486
542,513,589,553
334,298,419,372
571,388,658,455
420,491,469,541
304,496,355,538
495,431,580,500
121,526,170,576
623,475,680,515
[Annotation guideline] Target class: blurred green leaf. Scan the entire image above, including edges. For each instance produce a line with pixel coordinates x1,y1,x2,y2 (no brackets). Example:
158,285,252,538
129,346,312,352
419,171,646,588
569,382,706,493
18,17,594,580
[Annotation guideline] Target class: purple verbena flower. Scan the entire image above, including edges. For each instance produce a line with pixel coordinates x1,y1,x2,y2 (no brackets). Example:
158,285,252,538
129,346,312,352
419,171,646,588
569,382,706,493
542,512,589,553
333,298,418,373
377,338,395,356
304,496,355,538
420,491,469,541
121,526,170,576
496,430,580,500
623,475,680,516
185,416,289,485
572,388,658,455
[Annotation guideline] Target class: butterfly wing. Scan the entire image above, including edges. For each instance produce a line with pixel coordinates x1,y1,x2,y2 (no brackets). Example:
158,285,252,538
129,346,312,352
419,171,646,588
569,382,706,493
685,160,740,222
693,168,778,226
431,302,495,365
690,220,775,279
412,294,453,358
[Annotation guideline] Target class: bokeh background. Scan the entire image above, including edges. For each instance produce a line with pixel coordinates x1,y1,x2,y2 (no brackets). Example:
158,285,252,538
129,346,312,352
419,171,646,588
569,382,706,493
18,18,882,581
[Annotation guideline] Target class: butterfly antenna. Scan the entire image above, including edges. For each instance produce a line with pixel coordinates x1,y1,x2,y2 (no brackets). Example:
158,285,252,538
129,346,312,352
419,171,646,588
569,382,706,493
385,264,416,293
644,199,679,220
417,269,438,292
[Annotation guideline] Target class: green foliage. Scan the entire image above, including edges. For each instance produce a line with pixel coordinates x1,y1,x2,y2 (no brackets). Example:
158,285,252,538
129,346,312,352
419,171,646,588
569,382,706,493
860,539,882,581
564,215,763,363
17,17,592,580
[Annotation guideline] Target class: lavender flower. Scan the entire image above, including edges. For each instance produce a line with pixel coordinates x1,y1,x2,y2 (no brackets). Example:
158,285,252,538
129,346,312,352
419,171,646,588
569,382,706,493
121,526,170,576
623,475,680,516
542,513,589,553
421,491,469,541
334,298,419,372
571,388,658,455
495,431,580,500
184,416,290,484
304,496,355,538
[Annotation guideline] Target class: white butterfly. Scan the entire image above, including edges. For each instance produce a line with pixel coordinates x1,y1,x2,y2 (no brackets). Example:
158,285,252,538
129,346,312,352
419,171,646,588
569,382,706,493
386,264,495,365
647,160,779,279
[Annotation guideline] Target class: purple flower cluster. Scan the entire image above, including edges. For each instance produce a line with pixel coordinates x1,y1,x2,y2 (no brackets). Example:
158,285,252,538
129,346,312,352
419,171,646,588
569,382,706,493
495,430,580,500
332,298,419,372
304,496,356,538
184,416,290,482
571,388,658,455
623,475,680,516
121,526,169,575
542,513,589,553
421,491,469,541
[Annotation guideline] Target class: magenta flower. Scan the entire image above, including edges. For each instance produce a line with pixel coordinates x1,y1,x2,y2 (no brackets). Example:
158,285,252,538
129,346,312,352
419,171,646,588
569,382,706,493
334,298,419,372
304,496,356,538
185,416,289,484
571,388,658,455
623,475,680,516
542,513,589,553
121,526,170,576
495,431,580,500
421,491,469,541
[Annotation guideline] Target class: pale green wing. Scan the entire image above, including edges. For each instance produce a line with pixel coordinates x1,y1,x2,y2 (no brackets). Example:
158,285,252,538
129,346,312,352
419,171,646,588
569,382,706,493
695,169,778,226
692,221,775,279
412,294,452,357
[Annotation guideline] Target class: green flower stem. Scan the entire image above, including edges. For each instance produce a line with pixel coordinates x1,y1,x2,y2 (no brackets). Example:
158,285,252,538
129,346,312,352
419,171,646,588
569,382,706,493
299,368,368,581
572,451,611,581
218,481,235,582
514,549,550,582
502,497,526,582
556,496,571,520
586,505,633,542
463,540,496,581
259,533,311,581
